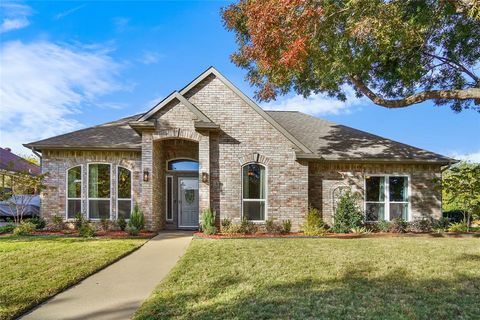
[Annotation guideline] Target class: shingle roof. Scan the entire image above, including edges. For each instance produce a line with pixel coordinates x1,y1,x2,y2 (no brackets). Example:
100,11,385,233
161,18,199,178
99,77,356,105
24,114,142,151
0,147,41,174
266,111,454,163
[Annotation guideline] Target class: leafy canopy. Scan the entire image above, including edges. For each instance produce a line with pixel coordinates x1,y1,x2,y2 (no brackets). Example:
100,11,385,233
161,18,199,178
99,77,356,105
222,0,480,112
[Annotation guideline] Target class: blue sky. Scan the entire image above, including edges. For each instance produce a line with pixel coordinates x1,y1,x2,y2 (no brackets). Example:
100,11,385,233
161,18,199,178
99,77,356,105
1,1,479,161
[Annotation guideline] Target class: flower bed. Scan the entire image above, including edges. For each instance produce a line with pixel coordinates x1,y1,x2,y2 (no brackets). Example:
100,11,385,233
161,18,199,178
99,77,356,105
0,229,156,238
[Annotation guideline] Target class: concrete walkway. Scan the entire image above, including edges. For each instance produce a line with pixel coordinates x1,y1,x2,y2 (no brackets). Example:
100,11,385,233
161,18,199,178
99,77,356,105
21,231,192,320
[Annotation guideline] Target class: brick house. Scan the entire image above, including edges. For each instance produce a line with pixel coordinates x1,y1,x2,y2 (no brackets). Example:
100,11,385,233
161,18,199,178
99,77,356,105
24,67,454,230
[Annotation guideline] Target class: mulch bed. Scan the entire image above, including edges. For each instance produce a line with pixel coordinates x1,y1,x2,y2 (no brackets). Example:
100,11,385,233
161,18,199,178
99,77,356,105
194,231,480,239
1,230,156,239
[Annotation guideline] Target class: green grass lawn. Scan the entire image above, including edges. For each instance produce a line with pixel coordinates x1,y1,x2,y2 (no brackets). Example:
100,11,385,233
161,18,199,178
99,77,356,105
134,237,480,320
0,236,147,320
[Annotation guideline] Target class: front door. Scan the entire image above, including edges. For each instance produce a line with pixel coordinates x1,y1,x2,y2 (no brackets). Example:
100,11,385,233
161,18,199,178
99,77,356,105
178,177,199,228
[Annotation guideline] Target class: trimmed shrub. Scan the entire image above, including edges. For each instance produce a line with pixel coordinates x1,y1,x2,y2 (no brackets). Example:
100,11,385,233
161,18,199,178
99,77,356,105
390,218,408,233
408,219,433,233
351,226,371,234
26,217,46,230
201,208,217,235
221,218,231,232
303,207,327,236
13,221,36,236
79,221,96,237
73,213,85,230
100,218,110,231
377,220,391,232
332,191,363,233
50,214,65,231
265,218,282,234
240,217,258,234
222,223,243,235
0,223,16,234
282,219,292,234
126,225,140,236
128,203,145,231
448,222,469,232
117,216,127,231
433,217,451,231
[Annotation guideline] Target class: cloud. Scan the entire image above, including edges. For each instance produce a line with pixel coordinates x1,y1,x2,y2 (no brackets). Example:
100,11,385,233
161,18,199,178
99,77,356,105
448,151,480,163
0,40,124,154
139,50,164,65
54,4,86,20
113,17,130,32
0,2,33,33
261,88,364,116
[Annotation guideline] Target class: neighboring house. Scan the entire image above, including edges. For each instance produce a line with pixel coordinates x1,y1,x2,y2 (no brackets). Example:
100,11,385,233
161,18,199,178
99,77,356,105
0,147,41,196
24,67,455,230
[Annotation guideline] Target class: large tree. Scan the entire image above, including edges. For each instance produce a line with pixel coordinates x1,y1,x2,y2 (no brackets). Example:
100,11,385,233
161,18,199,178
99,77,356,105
222,0,480,112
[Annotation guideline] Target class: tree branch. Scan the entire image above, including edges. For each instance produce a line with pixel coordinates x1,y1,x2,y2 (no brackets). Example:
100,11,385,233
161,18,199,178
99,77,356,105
423,52,479,83
349,76,480,108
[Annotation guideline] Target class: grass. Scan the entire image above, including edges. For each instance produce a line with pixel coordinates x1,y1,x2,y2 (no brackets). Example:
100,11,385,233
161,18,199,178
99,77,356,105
134,237,480,320
0,236,147,320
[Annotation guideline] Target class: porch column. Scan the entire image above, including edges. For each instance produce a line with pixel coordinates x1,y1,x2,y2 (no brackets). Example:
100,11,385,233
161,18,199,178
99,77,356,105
141,131,154,230
198,132,210,218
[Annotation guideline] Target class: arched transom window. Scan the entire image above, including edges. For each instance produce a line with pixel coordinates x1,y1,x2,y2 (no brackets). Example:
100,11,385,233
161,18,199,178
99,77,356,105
242,163,266,221
167,159,199,171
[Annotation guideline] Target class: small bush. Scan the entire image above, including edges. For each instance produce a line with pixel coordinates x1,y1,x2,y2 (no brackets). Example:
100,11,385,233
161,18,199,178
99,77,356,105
50,214,65,231
13,221,36,236
26,217,46,230
332,191,363,233
377,220,391,232
201,208,217,235
79,221,96,238
282,219,292,234
0,223,15,234
265,218,282,234
128,203,144,231
351,226,371,234
100,218,110,231
448,222,469,232
221,218,231,232
117,216,127,231
73,213,85,230
240,217,258,234
408,219,433,233
303,207,327,236
222,223,243,235
126,225,140,236
433,217,451,231
390,218,408,233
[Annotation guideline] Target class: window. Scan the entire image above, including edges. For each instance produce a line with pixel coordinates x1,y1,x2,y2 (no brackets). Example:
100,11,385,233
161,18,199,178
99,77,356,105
67,166,82,219
365,175,409,221
166,176,173,221
242,163,266,221
167,159,198,171
88,164,111,219
117,167,132,219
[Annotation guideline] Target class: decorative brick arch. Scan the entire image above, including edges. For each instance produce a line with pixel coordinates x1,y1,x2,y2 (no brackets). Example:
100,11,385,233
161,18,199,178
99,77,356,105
152,129,202,142
238,152,272,166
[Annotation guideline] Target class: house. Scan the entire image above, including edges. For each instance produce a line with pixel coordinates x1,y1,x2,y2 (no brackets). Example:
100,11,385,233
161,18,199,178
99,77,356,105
24,67,454,230
0,147,41,196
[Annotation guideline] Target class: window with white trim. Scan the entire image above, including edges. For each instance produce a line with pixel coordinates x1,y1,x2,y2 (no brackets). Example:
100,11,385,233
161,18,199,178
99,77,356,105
88,163,111,219
117,167,132,219
365,175,409,221
67,166,82,219
242,163,266,221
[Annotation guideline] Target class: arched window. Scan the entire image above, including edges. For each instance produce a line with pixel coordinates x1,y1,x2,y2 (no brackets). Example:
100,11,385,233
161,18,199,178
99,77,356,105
117,167,132,219
167,159,199,171
242,163,266,221
88,163,111,219
67,166,82,219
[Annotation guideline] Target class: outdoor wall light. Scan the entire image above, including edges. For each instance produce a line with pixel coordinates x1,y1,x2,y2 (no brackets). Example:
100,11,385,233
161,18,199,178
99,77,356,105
202,172,209,183
143,169,150,182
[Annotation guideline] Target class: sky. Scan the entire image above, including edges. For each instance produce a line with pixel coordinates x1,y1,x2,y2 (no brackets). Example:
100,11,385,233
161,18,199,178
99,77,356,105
0,0,479,162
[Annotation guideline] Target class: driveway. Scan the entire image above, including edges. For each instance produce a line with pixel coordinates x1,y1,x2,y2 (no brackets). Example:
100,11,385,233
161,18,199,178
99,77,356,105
21,231,192,320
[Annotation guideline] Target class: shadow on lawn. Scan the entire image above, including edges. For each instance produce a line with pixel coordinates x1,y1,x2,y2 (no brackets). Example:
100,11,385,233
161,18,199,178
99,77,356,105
138,267,480,320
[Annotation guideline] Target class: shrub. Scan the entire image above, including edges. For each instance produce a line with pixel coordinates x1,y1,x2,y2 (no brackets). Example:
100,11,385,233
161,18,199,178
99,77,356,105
222,223,243,235
201,208,217,235
265,218,282,234
26,217,46,229
73,213,85,230
448,222,469,232
408,219,433,233
351,226,371,234
221,218,231,232
79,221,96,237
100,218,110,231
117,216,127,231
303,207,327,236
240,217,258,234
126,225,140,236
433,217,451,231
332,191,363,233
128,203,144,231
0,223,15,234
13,221,36,236
50,214,65,231
390,218,408,233
282,219,292,234
377,220,391,232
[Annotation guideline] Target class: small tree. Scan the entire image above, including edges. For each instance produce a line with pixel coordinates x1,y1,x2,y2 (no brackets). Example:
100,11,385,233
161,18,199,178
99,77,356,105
333,191,363,233
4,171,46,224
442,162,480,229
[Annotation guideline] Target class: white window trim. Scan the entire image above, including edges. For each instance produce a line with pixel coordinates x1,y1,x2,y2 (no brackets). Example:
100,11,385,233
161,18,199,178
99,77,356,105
116,165,133,220
87,163,112,221
364,174,411,222
241,162,268,222
165,175,173,221
65,165,83,220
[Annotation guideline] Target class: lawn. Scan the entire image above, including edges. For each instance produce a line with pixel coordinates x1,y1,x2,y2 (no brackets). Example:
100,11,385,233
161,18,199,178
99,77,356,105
0,236,147,320
134,237,480,320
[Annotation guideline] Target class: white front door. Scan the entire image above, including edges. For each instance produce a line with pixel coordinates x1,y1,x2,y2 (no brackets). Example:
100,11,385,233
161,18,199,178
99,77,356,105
178,177,199,228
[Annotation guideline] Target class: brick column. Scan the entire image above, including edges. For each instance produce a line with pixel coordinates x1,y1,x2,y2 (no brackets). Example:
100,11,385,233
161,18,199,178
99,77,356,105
198,132,210,220
141,131,154,230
